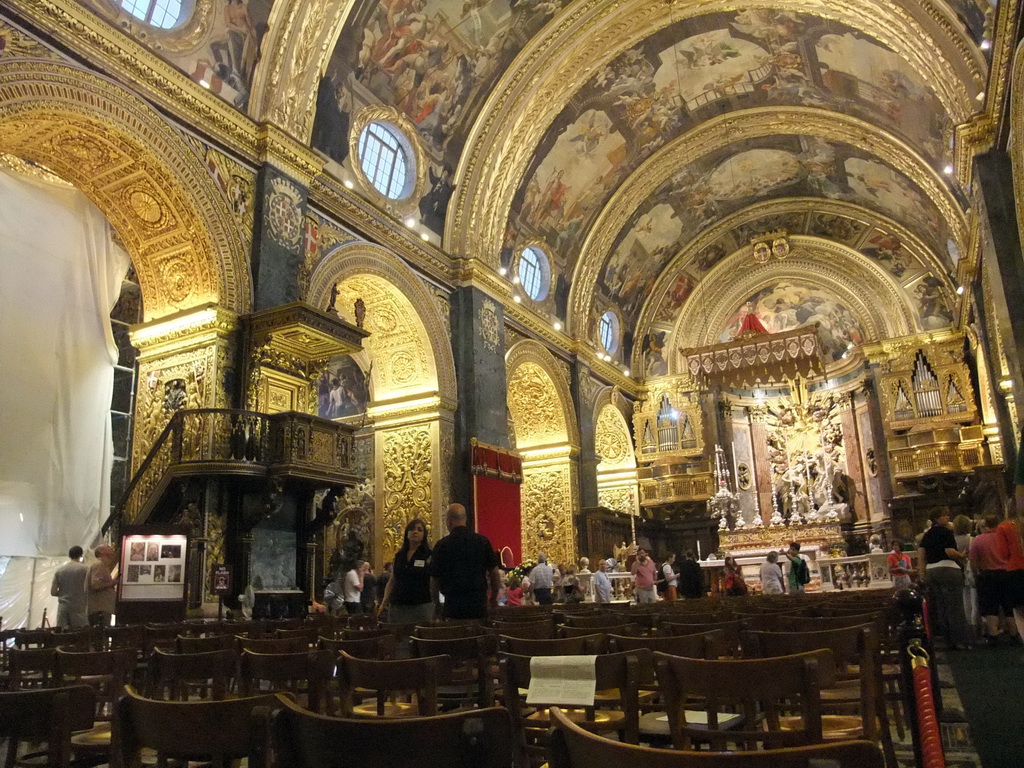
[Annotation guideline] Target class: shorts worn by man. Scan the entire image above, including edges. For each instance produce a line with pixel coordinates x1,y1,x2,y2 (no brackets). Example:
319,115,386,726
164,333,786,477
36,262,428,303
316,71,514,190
431,503,502,620
51,546,89,628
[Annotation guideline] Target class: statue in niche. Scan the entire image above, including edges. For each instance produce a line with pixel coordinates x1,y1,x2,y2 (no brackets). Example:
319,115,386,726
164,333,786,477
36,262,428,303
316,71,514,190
327,282,339,313
354,297,366,329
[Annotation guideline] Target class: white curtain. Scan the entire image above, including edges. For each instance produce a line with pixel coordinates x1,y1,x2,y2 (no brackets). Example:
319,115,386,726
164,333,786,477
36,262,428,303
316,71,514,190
0,167,129,563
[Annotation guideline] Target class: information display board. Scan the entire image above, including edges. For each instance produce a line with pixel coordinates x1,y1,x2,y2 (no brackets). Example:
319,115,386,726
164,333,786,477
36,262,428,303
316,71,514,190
119,532,188,602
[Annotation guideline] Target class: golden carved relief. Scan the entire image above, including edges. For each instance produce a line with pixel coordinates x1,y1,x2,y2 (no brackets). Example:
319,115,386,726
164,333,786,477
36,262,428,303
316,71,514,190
595,404,633,469
598,485,635,516
0,60,250,318
380,426,432,557
508,362,565,448
521,462,576,568
0,20,61,60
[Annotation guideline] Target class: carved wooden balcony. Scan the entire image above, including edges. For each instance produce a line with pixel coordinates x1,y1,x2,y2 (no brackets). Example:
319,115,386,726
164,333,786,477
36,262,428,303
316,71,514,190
113,408,357,529
638,462,715,506
887,425,988,482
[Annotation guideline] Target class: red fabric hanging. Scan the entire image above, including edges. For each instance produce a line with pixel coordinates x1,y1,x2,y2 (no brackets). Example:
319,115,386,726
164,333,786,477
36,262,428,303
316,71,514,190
471,443,523,567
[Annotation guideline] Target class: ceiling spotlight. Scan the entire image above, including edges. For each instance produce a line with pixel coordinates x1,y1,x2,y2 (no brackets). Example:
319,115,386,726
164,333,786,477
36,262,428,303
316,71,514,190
623,368,630,377
956,285,965,295
498,266,507,276
420,232,430,242
199,79,211,89
553,321,562,331
512,275,521,285
976,91,986,102
512,295,522,303
343,179,355,190
980,39,991,50
404,217,416,227
943,164,955,175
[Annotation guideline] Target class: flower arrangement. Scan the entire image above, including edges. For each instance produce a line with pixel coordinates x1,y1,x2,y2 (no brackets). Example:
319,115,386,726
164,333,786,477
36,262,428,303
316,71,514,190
508,559,537,583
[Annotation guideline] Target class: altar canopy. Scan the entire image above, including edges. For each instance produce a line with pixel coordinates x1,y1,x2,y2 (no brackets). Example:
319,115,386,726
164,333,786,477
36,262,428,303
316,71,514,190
0,167,129,558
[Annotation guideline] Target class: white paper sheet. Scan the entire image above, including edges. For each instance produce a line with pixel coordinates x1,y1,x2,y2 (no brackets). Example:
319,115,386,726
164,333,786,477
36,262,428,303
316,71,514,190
526,654,597,707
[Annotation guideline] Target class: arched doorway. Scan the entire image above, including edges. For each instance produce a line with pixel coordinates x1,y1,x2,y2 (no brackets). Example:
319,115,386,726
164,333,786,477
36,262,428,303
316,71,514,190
506,341,580,569
308,243,457,568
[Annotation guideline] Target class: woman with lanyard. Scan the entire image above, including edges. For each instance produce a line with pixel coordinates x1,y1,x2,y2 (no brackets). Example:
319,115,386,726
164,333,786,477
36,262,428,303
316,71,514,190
917,508,972,649
378,518,434,624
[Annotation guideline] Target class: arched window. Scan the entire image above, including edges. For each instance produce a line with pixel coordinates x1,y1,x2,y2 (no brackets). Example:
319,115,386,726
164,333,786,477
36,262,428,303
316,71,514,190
518,246,550,301
357,122,412,199
120,0,186,28
599,310,619,354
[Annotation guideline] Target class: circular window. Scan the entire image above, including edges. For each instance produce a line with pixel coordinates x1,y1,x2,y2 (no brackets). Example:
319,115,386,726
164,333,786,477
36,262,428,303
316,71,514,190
120,0,187,28
357,122,413,200
518,246,550,301
599,311,619,354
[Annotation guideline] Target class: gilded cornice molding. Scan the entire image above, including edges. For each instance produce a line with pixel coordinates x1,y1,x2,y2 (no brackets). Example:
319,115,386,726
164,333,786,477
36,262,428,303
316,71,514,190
309,175,454,286
307,241,458,404
0,59,251,318
130,304,239,355
256,123,323,186
985,0,1020,145
1009,36,1024,262
669,240,917,364
446,0,980,266
569,107,968,335
954,114,994,187
248,0,356,141
861,328,964,363
2,0,260,160
632,197,954,340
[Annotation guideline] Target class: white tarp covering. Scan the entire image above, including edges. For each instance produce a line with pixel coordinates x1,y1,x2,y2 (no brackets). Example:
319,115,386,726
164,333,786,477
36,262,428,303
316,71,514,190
0,167,128,628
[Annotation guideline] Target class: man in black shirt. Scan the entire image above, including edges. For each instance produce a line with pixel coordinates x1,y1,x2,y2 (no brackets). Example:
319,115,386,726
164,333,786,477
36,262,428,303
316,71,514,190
430,503,502,619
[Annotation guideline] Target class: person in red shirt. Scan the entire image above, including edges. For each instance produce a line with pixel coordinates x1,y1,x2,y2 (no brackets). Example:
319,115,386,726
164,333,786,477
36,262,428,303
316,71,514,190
631,548,658,604
971,515,1018,644
995,503,1024,642
887,542,913,589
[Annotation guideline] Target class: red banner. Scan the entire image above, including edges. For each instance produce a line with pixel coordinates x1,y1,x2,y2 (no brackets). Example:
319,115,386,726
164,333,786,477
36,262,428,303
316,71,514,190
471,442,523,568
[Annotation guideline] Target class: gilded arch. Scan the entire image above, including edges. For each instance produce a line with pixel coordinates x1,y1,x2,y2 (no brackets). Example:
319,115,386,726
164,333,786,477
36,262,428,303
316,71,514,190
593,390,639,518
0,59,250,319
307,241,457,564
506,340,580,566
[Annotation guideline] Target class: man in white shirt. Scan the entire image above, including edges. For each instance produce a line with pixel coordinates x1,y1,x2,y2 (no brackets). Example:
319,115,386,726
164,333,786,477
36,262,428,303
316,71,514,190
593,559,612,603
51,546,89,628
529,554,554,605
760,551,786,595
662,553,678,601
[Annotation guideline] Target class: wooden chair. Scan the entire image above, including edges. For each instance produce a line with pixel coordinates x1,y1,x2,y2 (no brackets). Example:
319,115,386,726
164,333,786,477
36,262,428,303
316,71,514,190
13,629,53,649
500,650,641,768
499,634,605,656
142,625,181,657
275,626,319,646
111,685,277,768
56,647,135,719
346,613,380,630
48,627,95,651
318,634,397,659
487,621,554,640
270,693,516,768
560,612,616,628
176,633,235,653
6,647,57,689
341,626,395,641
336,651,451,718
413,622,481,639
147,648,238,701
239,649,333,714
106,625,145,652
236,635,308,654
410,634,499,709
741,626,897,768
660,620,743,657
654,649,834,751
548,706,886,768
0,685,95,768
558,623,641,638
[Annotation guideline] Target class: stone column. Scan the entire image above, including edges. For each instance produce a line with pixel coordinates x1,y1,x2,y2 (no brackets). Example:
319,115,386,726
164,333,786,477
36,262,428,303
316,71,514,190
572,360,599,510
858,376,893,530
749,408,773,525
838,394,869,533
448,286,510,524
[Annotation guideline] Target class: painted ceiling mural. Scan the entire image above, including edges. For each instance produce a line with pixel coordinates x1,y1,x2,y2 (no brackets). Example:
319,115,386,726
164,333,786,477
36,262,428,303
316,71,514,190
504,9,955,301
312,0,571,233
589,136,950,351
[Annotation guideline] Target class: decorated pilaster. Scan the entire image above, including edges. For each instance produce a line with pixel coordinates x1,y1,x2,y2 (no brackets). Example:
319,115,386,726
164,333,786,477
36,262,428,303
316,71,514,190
449,285,510,523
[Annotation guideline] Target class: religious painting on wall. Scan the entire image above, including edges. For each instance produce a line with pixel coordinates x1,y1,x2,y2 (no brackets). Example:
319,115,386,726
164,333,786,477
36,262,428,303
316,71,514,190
907,274,955,331
718,280,865,361
317,356,369,420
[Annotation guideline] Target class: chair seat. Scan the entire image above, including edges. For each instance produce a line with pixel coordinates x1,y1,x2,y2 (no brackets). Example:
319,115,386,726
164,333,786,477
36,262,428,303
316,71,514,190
779,714,864,740
525,707,624,729
70,721,112,752
351,700,420,717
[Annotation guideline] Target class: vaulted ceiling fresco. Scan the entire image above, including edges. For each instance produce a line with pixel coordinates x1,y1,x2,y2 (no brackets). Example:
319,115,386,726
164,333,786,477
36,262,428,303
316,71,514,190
78,0,995,383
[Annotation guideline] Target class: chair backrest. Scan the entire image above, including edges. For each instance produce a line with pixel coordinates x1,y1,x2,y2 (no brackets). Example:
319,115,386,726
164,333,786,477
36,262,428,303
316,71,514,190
14,628,54,648
56,647,136,719
275,626,319,646
654,649,835,751
49,627,95,651
340,626,394,640
413,622,481,639
7,647,58,689
410,634,499,708
271,693,516,768
336,651,451,717
107,625,146,651
548,707,885,768
176,633,235,653
609,632,722,682
558,623,641,638
500,633,605,656
660,620,743,656
239,649,333,714
147,648,239,701
112,685,277,768
318,633,397,659
142,625,182,655
487,621,554,639
0,685,96,767
236,635,308,654
560,612,616,628
346,613,380,630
